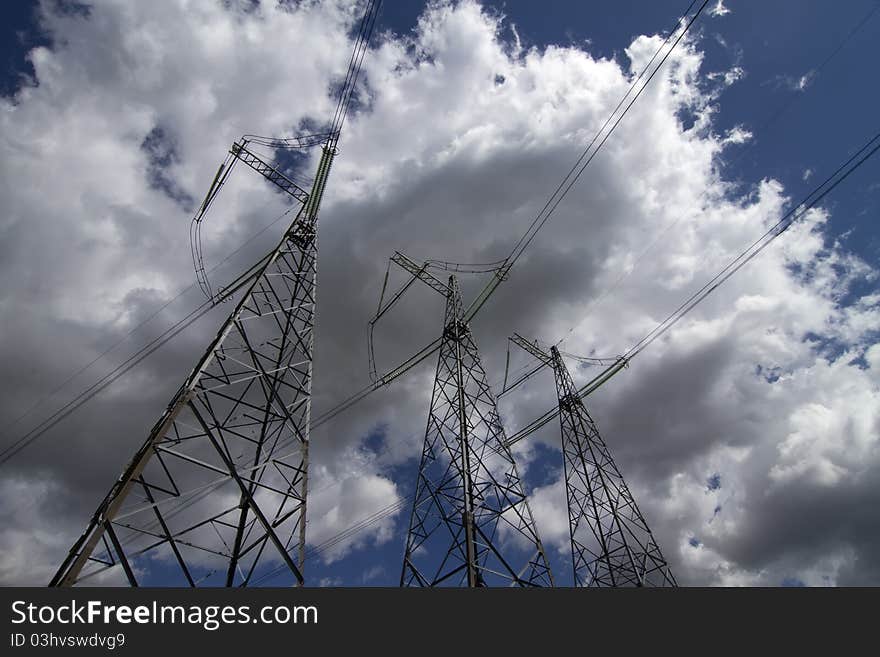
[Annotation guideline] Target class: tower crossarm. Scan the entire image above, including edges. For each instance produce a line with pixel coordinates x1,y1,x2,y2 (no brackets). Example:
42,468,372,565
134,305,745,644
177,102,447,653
230,140,311,205
510,333,554,367
390,251,451,297
241,131,338,150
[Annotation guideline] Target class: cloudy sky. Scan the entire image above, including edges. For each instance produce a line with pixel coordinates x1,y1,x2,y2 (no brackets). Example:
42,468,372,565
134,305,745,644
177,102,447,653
1,0,879,587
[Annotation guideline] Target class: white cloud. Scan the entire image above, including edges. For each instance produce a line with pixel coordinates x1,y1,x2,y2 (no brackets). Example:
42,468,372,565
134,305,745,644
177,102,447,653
0,0,877,587
709,1,732,18
305,462,402,565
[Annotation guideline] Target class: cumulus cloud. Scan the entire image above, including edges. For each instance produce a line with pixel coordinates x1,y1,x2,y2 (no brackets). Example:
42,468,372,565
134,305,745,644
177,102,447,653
709,1,732,18
0,0,877,587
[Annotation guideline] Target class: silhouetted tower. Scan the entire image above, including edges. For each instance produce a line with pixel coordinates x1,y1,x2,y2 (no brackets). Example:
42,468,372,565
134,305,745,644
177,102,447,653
398,264,553,587
511,335,676,587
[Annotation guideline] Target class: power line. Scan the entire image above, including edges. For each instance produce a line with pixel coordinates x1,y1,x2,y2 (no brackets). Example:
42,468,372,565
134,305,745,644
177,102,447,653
724,2,879,173
626,131,880,359
0,207,300,466
550,1,879,351
233,1,714,582
311,0,710,431
462,0,710,322
4,204,294,437
330,0,383,139
506,127,880,447
4,0,704,471
0,256,268,467
72,352,539,585
506,0,701,268
72,82,865,583
2,1,386,467
57,2,876,585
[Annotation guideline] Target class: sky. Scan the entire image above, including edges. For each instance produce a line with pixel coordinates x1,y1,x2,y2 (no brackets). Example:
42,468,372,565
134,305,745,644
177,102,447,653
0,0,879,587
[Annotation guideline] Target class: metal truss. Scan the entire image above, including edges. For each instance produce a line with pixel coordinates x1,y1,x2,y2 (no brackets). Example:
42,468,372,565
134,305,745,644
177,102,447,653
230,140,311,204
511,334,676,587
51,146,337,587
190,138,316,300
401,275,554,587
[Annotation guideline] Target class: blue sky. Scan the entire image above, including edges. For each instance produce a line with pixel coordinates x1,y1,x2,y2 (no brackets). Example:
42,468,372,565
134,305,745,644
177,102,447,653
1,1,879,587
318,0,879,586
470,1,880,265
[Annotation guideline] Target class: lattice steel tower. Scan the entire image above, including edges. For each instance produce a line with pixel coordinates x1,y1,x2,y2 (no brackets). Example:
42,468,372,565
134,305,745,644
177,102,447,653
399,267,554,587
50,140,335,587
50,0,383,588
511,335,676,587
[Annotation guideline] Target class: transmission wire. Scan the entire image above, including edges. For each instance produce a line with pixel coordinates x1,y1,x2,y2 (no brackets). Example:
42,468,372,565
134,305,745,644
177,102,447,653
3,0,702,474
506,127,880,447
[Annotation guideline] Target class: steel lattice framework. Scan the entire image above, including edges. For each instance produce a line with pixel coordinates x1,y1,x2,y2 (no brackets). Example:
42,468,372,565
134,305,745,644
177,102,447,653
511,335,676,587
401,275,554,587
50,145,336,587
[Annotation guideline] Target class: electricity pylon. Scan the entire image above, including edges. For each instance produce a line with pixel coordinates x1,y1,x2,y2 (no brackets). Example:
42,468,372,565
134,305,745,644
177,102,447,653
50,141,336,587
50,0,384,588
398,262,554,587
511,335,677,587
